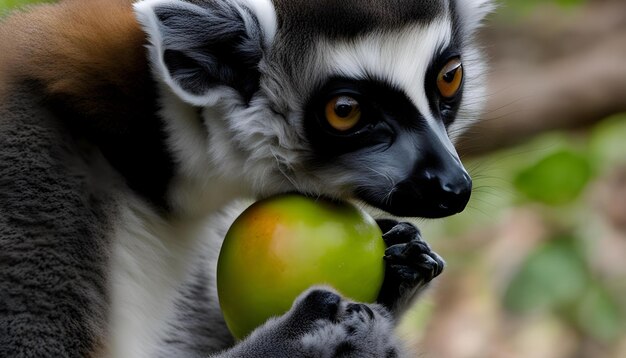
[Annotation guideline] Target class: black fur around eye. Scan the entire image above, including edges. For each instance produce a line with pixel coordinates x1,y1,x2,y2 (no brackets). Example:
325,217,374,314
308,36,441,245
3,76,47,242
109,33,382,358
304,78,423,159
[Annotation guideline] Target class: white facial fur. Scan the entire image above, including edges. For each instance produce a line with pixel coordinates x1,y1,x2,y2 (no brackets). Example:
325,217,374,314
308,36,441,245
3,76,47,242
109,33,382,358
237,0,277,47
318,20,457,155
134,0,492,213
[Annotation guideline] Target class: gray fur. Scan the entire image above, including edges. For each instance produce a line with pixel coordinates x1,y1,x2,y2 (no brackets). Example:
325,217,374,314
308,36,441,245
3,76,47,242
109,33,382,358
0,84,119,356
157,266,234,357
216,288,404,358
155,208,238,357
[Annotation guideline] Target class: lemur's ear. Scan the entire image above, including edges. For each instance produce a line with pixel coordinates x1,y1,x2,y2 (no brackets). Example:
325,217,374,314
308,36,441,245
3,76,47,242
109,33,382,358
134,0,264,106
454,0,495,37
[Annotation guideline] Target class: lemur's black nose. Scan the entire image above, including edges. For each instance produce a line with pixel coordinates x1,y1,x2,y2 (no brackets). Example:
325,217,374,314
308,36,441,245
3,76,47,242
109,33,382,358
389,166,472,218
425,169,472,215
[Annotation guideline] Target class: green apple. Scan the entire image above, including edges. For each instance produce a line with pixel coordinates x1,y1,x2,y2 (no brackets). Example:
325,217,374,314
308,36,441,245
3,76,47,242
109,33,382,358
217,194,386,340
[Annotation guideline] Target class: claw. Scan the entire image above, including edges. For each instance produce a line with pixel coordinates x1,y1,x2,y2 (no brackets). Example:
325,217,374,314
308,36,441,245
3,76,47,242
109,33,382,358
346,303,375,321
384,240,431,264
416,254,439,281
431,251,444,272
346,303,362,314
383,244,405,262
402,240,430,258
362,305,375,320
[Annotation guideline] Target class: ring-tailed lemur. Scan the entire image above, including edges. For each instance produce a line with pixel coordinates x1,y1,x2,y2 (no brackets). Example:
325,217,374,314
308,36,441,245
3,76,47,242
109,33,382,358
0,0,492,356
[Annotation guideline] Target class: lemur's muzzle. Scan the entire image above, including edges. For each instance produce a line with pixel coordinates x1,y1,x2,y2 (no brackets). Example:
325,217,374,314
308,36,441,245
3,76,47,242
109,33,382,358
366,124,472,218
390,154,472,218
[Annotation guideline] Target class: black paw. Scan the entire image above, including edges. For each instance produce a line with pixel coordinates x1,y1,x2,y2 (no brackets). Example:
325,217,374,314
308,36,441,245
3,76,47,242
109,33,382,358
376,220,445,312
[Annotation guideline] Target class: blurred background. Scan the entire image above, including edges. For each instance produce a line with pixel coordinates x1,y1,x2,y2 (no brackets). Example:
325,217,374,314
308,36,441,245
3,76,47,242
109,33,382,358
400,1,626,357
2,0,625,357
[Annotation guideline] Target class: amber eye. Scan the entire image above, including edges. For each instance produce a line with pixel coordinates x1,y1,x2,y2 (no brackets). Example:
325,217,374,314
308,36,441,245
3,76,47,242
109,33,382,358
325,95,362,132
437,58,463,98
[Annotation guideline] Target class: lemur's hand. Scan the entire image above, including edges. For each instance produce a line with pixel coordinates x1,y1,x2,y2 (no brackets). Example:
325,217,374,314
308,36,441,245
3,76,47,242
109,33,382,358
216,288,405,358
375,219,445,315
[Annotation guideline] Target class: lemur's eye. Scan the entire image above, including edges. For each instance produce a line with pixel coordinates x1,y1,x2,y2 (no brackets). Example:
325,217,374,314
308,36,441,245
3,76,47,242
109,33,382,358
437,58,463,98
325,95,361,132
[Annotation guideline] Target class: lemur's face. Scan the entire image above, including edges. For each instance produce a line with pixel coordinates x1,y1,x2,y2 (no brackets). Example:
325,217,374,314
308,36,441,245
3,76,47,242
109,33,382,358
256,0,488,218
136,0,492,218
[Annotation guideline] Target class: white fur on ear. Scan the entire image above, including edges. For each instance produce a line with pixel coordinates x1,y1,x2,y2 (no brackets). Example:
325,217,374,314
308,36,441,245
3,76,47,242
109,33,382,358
134,0,262,107
134,0,222,106
454,0,495,35
238,0,277,48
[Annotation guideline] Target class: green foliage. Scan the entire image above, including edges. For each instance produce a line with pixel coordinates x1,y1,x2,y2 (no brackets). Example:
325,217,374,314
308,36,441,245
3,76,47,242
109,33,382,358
505,234,624,342
504,235,588,312
589,113,626,171
0,0,49,11
496,0,587,21
504,0,586,12
574,284,623,342
514,149,593,206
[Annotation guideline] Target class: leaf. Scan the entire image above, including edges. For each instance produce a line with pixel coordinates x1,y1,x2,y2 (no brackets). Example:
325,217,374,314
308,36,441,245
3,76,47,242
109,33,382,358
0,0,50,11
504,236,588,313
589,113,626,171
514,149,593,205
499,0,586,16
575,284,623,342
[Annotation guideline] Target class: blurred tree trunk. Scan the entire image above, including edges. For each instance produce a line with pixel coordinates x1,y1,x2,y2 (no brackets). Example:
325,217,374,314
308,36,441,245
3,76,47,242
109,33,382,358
458,0,626,157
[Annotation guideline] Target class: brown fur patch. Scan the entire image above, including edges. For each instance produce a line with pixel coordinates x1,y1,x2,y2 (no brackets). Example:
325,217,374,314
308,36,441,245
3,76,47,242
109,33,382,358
0,0,151,122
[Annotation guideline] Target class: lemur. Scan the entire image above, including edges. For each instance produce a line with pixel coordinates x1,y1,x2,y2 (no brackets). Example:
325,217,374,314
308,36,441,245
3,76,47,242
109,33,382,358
0,0,492,356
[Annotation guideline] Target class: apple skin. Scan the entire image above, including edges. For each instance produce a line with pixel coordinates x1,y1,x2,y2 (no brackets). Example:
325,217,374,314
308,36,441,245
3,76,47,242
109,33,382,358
217,194,386,340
